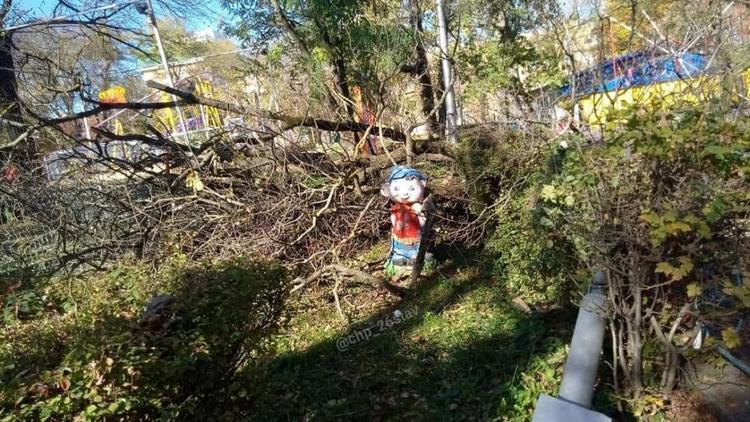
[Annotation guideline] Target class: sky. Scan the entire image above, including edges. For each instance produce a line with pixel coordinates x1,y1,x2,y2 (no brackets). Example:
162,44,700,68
10,0,231,79
14,0,225,31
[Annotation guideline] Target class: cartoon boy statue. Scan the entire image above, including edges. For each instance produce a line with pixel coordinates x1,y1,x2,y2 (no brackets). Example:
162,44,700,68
380,166,434,276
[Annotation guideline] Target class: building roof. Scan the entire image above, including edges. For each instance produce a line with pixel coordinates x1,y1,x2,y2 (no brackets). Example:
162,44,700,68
560,51,709,97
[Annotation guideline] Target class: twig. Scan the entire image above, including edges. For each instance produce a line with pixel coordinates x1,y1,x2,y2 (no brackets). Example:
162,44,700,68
332,272,347,323
333,195,378,257
291,180,341,245
290,264,379,293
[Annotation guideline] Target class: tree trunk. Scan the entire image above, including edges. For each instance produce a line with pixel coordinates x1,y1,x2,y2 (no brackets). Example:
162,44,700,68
331,53,354,119
0,31,23,145
312,16,354,120
406,0,439,134
436,63,447,126
0,32,18,117
268,0,342,112
1,0,17,114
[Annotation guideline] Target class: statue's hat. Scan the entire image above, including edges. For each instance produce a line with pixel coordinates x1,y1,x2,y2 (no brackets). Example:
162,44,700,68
387,166,427,183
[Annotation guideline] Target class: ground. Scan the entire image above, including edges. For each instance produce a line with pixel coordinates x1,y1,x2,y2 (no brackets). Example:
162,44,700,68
244,253,582,421
6,247,734,421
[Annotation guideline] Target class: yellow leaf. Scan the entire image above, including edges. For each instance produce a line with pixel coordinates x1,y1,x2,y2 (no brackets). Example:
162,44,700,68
721,280,750,308
655,261,676,276
185,172,204,192
677,256,694,274
540,184,557,201
666,222,692,234
639,210,661,225
671,268,689,281
686,283,702,298
655,257,693,281
644,395,664,406
684,214,712,238
721,327,741,349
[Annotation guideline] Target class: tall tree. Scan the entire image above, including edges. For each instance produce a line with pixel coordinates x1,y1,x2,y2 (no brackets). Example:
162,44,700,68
402,0,439,134
0,0,19,127
223,0,357,117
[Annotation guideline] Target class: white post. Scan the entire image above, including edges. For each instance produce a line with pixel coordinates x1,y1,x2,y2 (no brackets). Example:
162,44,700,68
436,0,458,144
199,103,210,140
83,116,92,139
143,0,189,144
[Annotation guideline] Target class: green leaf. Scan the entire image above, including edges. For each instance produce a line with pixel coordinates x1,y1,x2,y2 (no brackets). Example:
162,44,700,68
683,214,712,239
702,144,733,159
655,257,693,281
655,262,675,276
702,198,727,223
665,221,691,234
639,210,661,225
538,217,554,228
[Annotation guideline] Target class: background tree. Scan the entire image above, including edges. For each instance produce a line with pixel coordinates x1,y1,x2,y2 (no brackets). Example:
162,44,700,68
1,0,20,137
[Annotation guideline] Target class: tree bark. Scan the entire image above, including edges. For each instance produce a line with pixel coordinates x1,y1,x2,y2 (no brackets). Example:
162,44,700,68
0,30,24,149
1,1,19,125
268,0,342,111
406,0,439,134
436,61,447,126
0,32,18,118
312,16,354,120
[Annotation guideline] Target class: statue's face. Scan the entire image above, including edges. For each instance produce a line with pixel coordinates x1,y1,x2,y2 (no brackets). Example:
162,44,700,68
382,176,426,204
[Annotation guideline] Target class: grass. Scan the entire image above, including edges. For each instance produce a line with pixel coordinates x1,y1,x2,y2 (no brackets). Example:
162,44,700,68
1,252,588,421
244,256,578,421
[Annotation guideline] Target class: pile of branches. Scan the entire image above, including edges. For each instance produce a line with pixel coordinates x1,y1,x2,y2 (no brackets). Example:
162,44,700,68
1,83,498,279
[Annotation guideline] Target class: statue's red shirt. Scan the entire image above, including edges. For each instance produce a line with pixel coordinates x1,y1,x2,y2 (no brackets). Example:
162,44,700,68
391,202,421,242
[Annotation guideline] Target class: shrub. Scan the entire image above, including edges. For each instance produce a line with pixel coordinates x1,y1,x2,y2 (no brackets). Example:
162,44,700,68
0,257,288,421
537,105,750,395
458,125,584,307
455,125,551,207
487,187,583,307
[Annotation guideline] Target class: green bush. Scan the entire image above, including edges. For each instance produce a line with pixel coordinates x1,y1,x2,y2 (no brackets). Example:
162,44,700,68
457,126,583,306
0,257,288,421
456,125,551,207
487,187,583,307
537,104,750,396
468,103,748,408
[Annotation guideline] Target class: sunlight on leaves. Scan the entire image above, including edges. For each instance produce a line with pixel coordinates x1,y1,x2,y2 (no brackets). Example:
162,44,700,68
721,327,741,349
655,256,693,281
540,184,557,201
686,283,701,298
185,171,204,192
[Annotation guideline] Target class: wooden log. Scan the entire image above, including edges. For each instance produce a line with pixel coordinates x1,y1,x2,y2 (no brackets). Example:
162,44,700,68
410,195,436,284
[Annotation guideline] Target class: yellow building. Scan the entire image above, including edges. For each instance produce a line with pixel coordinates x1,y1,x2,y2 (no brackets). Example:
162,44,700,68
560,52,750,125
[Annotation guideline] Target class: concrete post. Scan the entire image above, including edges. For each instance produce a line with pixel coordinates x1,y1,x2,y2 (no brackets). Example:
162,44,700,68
531,271,611,422
558,270,608,407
